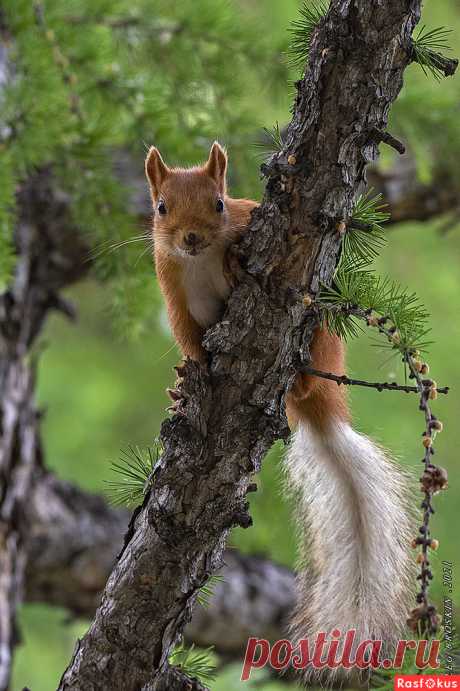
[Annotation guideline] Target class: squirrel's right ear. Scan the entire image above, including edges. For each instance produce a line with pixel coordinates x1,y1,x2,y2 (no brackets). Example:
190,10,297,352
145,147,170,200
205,141,227,193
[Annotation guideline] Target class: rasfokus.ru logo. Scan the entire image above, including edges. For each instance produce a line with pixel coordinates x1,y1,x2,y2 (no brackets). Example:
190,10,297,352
394,676,460,689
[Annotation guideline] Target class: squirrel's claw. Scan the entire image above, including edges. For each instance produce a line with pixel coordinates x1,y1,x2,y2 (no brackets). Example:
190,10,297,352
167,387,182,402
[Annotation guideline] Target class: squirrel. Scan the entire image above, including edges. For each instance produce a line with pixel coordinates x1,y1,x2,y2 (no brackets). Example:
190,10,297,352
145,142,413,672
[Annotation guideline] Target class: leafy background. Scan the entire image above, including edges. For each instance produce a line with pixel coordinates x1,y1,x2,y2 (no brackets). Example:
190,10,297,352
2,0,459,688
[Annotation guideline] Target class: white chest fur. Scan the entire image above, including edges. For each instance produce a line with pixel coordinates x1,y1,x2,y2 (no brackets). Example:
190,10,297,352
180,249,231,328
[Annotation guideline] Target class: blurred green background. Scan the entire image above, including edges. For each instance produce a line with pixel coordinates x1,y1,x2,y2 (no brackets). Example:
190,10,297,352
3,0,459,688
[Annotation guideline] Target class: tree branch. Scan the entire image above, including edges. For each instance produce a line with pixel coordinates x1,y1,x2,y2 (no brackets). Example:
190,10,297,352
56,3,427,689
303,366,449,395
25,471,295,655
25,472,129,617
367,160,460,227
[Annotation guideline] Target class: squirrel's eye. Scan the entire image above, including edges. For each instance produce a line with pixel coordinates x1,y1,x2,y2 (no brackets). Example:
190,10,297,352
157,200,167,215
216,198,224,213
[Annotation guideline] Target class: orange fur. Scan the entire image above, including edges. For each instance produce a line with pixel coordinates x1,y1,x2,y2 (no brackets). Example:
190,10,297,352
286,330,350,431
145,142,349,431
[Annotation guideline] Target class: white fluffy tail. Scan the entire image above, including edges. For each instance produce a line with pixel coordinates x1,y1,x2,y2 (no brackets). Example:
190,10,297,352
285,419,414,668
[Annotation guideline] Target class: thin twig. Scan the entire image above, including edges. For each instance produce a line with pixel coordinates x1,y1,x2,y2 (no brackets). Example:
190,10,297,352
304,366,449,395
406,354,444,635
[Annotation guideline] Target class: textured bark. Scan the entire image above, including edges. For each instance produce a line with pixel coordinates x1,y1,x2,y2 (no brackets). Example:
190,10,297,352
57,3,425,689
25,472,295,655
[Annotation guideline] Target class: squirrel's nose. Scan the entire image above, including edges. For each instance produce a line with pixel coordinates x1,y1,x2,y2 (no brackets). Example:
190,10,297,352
184,232,199,246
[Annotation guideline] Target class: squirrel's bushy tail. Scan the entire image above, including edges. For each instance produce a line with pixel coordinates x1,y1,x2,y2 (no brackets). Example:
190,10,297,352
285,417,414,674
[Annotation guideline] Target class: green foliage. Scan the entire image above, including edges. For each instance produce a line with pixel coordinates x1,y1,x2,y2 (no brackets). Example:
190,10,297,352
254,121,284,158
105,443,160,506
197,575,224,608
319,271,431,352
390,8,460,186
286,1,328,71
345,190,390,267
319,191,431,354
0,231,15,292
0,0,280,327
0,153,17,289
169,644,217,685
412,25,454,80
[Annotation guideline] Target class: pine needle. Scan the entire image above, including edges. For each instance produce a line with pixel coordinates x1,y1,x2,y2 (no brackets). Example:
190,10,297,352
351,189,390,231
197,575,224,608
169,644,217,684
318,271,431,352
105,443,160,507
253,121,284,158
286,1,329,71
0,234,15,290
412,26,453,81
344,189,390,266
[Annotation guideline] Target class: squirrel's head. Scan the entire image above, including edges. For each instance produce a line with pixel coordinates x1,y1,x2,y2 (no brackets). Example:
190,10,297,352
145,142,229,258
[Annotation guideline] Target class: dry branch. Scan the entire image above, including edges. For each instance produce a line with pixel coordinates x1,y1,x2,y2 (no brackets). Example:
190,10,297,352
25,472,295,655
367,160,460,227
56,3,427,689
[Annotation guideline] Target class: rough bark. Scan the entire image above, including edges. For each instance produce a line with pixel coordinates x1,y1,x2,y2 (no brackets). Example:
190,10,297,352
56,3,425,689
25,471,295,655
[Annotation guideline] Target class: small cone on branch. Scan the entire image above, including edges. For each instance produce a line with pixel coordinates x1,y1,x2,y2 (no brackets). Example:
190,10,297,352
422,435,432,449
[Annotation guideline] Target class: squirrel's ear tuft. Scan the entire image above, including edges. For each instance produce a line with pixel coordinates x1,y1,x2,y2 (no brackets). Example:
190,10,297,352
145,147,169,201
205,141,227,192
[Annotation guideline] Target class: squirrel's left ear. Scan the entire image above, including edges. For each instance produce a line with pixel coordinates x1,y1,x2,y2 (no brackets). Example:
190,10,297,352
205,141,227,193
145,146,170,201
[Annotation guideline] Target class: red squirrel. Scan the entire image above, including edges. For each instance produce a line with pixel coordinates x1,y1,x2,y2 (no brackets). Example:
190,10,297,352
145,142,413,670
